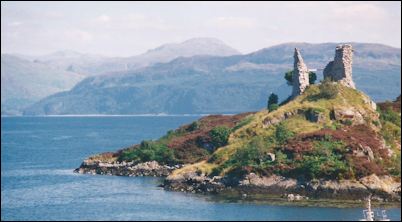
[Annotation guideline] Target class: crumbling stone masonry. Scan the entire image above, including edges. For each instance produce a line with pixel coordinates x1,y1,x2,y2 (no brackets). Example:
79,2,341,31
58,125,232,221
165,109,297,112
323,44,356,89
292,48,310,98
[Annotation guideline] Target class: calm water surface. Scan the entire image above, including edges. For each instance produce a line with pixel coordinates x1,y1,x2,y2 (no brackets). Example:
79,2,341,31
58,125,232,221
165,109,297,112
1,116,401,221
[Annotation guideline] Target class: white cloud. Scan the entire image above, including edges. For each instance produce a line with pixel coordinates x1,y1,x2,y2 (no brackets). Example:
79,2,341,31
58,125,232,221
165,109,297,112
89,13,173,31
65,29,93,42
1,1,400,56
330,2,387,21
208,16,258,29
95,15,111,23
118,14,173,31
8,21,22,27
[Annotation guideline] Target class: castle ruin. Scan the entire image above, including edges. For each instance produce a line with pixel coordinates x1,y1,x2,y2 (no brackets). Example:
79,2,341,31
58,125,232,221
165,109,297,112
290,44,356,98
292,48,310,98
323,44,356,89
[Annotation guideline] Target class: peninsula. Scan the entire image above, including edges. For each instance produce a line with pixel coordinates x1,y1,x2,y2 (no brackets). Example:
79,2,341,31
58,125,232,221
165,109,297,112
75,44,401,203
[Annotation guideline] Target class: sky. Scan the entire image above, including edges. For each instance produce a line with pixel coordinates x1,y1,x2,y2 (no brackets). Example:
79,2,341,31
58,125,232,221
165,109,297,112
1,1,401,57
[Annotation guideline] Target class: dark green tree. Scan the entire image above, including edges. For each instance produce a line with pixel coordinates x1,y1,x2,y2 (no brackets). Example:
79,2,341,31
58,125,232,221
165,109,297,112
267,93,279,111
284,70,293,85
267,93,278,106
309,71,317,84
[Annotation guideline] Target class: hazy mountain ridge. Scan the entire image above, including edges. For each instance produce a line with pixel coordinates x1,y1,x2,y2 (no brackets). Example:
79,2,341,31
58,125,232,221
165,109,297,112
1,54,85,115
23,42,401,115
20,38,241,76
1,38,242,115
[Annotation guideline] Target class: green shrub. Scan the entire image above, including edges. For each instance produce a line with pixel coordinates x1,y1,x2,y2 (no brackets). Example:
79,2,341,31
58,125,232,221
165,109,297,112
166,130,175,136
381,121,401,145
188,121,200,131
379,107,401,127
372,120,380,127
225,137,273,168
268,104,279,112
344,119,353,126
209,126,231,147
229,145,262,167
318,79,339,99
332,121,343,130
287,137,349,180
119,140,175,164
275,150,288,164
299,155,348,179
224,136,276,169
159,129,184,143
275,123,295,145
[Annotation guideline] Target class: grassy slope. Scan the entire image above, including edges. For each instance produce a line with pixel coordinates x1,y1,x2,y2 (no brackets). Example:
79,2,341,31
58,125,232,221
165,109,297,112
86,84,400,182
173,84,400,181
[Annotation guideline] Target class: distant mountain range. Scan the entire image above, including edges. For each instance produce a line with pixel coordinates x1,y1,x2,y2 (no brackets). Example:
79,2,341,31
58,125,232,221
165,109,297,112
18,38,241,76
19,42,400,115
1,38,241,115
1,55,84,115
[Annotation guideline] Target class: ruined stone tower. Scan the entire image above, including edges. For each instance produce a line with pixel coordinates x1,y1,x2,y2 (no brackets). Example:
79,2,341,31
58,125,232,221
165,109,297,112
323,44,356,89
292,48,310,98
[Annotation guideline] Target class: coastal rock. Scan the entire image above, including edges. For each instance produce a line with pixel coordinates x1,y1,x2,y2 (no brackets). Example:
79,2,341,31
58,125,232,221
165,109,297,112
262,109,304,128
163,172,400,201
333,108,364,125
305,108,326,123
74,160,181,177
359,174,400,196
292,48,310,98
306,179,370,199
164,172,225,194
286,193,306,201
323,44,356,89
362,94,377,111
240,173,297,190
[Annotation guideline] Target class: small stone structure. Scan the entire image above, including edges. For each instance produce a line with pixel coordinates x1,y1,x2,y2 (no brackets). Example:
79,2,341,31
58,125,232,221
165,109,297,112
292,48,310,98
323,44,356,89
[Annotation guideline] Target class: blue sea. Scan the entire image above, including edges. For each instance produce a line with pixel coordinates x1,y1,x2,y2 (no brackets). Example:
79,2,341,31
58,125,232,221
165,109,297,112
1,116,401,221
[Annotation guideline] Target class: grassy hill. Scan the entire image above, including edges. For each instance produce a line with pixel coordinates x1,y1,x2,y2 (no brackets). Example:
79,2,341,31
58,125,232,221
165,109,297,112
171,83,400,181
78,81,401,202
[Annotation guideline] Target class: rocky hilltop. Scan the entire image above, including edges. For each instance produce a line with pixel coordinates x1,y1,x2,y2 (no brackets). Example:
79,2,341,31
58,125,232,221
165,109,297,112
75,45,401,203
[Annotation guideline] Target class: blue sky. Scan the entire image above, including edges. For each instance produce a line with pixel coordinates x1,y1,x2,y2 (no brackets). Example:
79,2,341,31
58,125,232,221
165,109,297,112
1,1,401,56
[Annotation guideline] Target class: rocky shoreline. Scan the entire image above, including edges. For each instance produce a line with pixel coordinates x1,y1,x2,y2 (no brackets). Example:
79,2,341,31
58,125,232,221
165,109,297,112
74,159,401,203
163,172,401,202
74,160,183,177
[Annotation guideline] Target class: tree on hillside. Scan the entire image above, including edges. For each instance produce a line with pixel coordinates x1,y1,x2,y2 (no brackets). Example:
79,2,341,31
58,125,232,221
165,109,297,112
309,71,317,84
267,93,279,111
284,70,293,85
